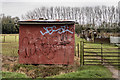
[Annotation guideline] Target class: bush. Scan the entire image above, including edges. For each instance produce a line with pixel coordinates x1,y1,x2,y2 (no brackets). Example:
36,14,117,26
75,24,83,34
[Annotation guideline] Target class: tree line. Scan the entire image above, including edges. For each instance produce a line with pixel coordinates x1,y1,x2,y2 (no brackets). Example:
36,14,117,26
1,5,119,34
22,6,119,30
0,14,20,34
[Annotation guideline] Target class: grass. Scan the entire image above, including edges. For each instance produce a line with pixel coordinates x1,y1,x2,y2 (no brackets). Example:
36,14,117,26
2,63,76,78
75,35,119,68
2,42,19,57
75,34,86,45
1,34,116,78
0,34,19,43
2,72,28,78
0,71,2,80
83,43,119,66
49,65,112,78
0,34,19,56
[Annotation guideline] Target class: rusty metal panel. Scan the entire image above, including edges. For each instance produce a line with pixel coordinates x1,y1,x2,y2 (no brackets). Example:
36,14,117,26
18,21,75,65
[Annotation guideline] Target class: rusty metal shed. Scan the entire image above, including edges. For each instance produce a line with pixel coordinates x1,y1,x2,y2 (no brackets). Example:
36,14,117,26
18,20,75,65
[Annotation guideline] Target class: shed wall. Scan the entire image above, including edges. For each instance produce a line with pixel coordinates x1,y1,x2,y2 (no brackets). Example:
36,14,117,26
19,24,75,64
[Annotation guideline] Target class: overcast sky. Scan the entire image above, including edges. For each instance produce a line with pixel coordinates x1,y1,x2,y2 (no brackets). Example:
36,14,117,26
0,0,120,20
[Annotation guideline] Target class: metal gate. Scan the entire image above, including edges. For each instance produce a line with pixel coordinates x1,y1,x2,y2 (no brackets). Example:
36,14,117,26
75,41,120,66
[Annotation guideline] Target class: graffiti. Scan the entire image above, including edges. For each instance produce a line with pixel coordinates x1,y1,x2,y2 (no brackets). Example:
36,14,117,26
19,24,74,64
21,32,73,61
40,25,73,35
21,37,57,60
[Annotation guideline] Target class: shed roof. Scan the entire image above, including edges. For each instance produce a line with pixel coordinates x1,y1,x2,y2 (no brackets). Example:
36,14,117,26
18,20,75,25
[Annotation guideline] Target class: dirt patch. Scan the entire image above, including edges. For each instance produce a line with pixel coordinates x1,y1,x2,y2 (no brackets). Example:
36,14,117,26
2,55,80,78
104,64,120,79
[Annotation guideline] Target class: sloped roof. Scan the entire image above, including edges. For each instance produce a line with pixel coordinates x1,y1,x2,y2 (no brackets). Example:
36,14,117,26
18,19,75,25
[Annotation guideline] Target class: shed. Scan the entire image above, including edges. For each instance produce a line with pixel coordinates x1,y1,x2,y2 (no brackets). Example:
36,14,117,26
18,20,75,65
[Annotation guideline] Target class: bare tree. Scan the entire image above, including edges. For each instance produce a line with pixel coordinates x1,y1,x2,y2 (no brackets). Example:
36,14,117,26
22,6,119,29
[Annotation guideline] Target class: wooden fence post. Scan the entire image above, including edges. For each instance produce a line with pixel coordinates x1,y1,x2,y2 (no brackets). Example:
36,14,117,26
4,35,5,43
83,42,84,65
101,43,103,64
77,43,79,57
75,44,76,56
80,41,84,66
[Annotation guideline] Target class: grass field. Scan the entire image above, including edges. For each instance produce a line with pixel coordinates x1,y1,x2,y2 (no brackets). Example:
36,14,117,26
75,35,120,68
2,65,112,78
0,34,19,43
2,72,28,78
1,34,116,78
49,65,112,78
2,42,19,56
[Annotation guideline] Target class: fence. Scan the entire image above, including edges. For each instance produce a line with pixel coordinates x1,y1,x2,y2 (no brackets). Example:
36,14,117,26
0,34,19,43
75,41,120,66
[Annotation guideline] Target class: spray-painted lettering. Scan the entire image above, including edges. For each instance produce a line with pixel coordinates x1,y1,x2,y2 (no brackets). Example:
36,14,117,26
40,26,73,35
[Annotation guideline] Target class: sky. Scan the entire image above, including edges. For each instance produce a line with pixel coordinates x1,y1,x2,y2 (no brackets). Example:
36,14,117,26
0,0,120,20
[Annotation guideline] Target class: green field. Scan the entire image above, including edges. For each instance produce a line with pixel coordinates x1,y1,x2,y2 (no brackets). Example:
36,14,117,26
1,34,116,78
2,42,19,56
75,35,120,68
0,34,19,43
1,65,112,78
2,72,28,78
49,65,112,78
